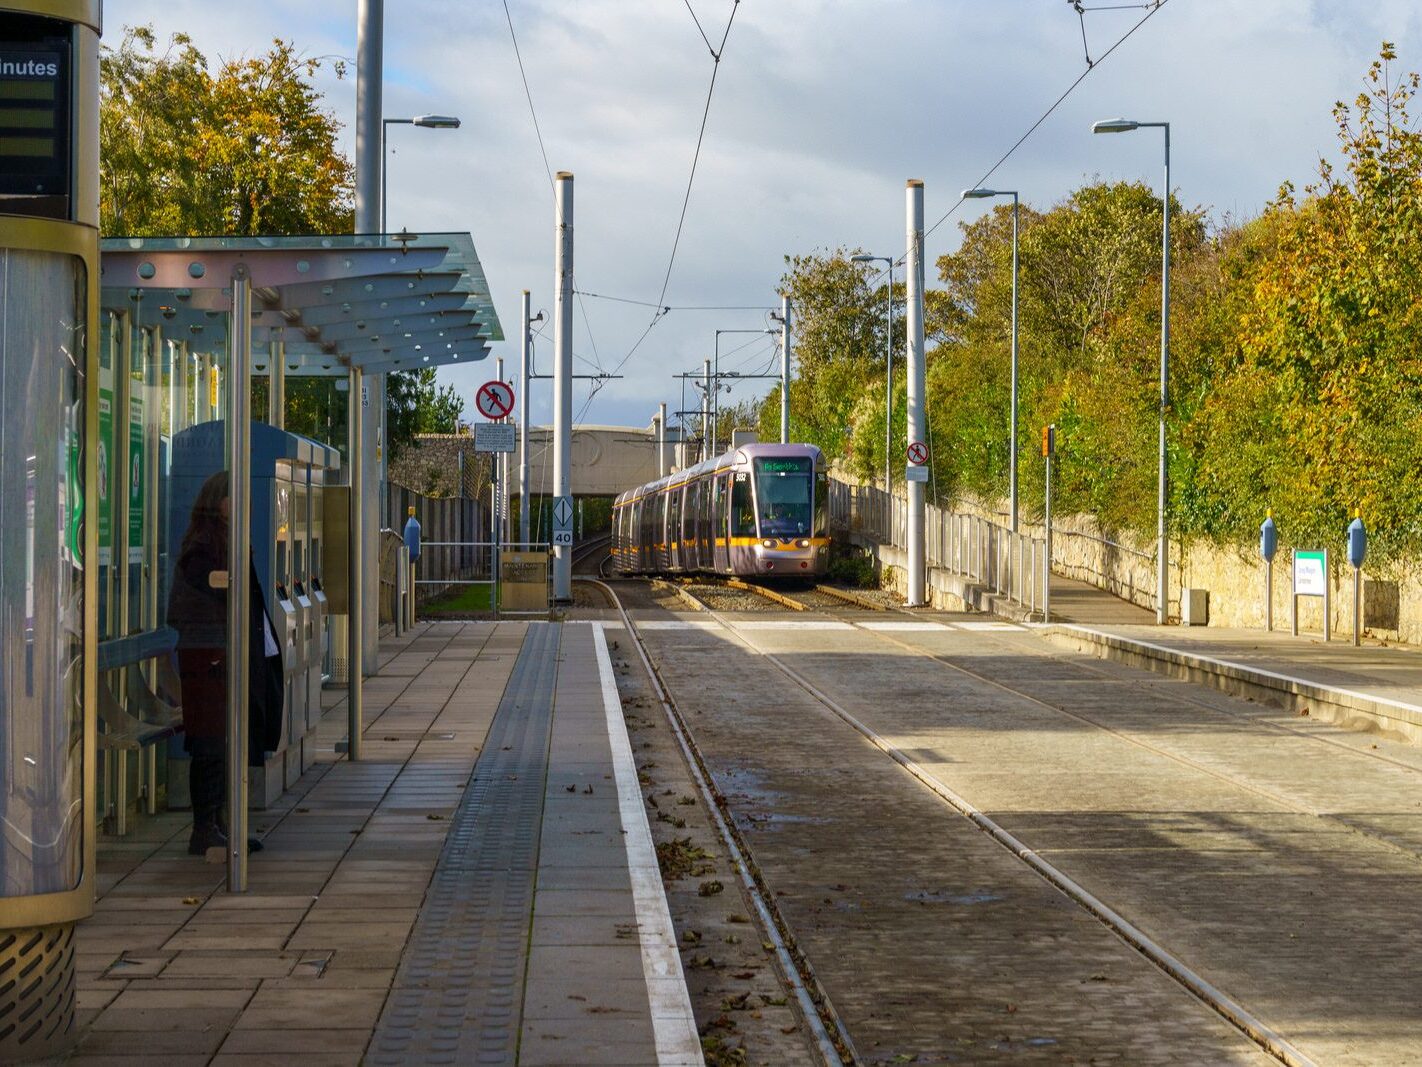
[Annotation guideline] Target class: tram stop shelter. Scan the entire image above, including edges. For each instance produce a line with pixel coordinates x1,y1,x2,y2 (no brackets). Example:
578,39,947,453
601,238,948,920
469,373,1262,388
95,232,503,891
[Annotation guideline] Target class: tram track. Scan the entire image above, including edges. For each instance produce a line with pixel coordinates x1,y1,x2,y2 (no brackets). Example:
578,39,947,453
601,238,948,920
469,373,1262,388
652,577,1317,1067
581,576,854,1066
736,581,1422,871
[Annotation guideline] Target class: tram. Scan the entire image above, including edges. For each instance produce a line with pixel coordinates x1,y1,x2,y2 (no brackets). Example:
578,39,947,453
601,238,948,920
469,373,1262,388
612,442,829,578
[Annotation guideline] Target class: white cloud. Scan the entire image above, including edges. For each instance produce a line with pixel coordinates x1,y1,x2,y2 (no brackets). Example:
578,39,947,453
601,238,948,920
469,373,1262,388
108,0,1422,428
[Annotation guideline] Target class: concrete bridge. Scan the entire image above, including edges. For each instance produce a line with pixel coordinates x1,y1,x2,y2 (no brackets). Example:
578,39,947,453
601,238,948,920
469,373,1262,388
509,423,690,497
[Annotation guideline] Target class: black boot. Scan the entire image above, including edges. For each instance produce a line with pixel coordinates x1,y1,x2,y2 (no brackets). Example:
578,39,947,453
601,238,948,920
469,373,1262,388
189,742,226,855
188,819,226,855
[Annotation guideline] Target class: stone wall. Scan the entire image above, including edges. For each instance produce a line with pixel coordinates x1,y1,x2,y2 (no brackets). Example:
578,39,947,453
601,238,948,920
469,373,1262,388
830,469,1422,644
389,433,493,499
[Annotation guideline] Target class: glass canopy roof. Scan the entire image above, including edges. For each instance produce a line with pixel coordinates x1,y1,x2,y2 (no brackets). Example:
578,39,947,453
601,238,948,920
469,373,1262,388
99,232,503,376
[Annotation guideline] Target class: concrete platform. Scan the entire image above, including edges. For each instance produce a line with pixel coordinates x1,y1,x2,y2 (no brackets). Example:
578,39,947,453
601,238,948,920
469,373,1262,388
70,621,698,1066
1043,620,1422,744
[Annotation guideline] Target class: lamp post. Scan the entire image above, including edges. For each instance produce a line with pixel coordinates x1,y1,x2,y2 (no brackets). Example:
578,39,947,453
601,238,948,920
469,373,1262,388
381,114,461,234
851,254,894,540
961,187,1020,532
1093,117,1170,625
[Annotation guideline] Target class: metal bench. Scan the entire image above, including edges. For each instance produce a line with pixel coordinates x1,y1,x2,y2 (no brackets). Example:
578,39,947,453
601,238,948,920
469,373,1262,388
97,628,183,835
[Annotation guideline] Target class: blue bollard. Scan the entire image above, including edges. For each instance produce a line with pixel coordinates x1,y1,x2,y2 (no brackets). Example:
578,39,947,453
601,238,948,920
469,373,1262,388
403,506,422,564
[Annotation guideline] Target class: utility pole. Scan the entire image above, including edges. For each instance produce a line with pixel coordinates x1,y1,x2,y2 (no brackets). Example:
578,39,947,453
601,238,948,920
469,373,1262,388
552,172,574,603
519,290,532,546
656,402,667,477
701,359,711,461
347,0,383,753
780,295,792,444
906,179,927,606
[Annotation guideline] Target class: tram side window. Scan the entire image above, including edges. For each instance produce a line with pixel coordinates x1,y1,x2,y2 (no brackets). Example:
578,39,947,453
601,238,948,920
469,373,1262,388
815,472,829,537
731,472,756,536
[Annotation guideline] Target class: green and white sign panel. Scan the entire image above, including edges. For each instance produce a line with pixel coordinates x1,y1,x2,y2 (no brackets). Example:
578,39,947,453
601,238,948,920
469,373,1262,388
96,387,111,566
128,396,143,563
1293,550,1327,597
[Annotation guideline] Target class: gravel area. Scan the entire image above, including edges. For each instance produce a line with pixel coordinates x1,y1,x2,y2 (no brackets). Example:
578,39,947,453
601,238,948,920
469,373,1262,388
681,583,783,613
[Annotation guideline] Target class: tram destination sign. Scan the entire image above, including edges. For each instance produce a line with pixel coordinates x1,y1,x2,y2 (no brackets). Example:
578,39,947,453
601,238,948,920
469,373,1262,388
0,14,73,219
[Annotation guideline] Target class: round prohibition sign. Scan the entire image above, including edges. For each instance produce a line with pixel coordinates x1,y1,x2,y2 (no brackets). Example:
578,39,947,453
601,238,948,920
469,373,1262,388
475,379,515,420
906,440,929,465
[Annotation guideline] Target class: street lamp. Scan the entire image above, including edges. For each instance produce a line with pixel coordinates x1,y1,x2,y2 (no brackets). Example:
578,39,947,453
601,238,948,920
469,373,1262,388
962,187,1020,532
1093,116,1170,624
381,114,462,234
851,253,895,539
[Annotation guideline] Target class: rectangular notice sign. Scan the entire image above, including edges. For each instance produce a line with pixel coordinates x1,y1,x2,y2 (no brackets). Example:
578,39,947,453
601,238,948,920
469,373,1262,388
1293,550,1327,597
474,422,516,453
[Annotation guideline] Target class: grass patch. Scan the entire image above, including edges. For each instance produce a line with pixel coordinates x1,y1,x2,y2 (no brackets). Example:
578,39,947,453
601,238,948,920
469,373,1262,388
420,583,495,616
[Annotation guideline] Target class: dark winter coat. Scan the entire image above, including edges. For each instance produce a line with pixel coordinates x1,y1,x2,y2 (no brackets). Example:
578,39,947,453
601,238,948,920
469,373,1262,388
166,543,284,763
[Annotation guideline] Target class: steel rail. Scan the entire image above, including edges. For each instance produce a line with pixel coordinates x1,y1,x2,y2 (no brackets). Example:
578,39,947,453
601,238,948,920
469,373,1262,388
669,583,1318,1067
582,578,854,1067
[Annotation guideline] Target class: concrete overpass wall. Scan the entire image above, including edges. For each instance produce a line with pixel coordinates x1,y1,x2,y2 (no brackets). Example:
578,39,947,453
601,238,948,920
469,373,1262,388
511,424,687,497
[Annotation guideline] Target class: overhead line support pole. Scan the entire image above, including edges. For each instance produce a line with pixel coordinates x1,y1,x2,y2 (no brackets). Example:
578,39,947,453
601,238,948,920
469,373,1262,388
905,179,927,606
520,290,532,546
552,172,574,603
780,296,791,444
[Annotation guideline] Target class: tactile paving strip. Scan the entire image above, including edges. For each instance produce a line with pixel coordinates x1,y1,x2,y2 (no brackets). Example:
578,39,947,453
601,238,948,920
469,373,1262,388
367,623,560,1066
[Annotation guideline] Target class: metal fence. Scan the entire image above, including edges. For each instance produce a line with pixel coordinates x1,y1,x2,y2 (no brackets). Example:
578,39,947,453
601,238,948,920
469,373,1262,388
828,477,1049,615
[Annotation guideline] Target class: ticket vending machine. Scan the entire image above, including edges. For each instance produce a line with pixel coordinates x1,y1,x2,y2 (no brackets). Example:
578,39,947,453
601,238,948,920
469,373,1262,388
0,3,100,1061
169,423,340,808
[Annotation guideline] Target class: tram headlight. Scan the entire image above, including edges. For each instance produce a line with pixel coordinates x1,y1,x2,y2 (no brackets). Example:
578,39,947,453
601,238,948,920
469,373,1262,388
797,539,811,548
762,539,776,549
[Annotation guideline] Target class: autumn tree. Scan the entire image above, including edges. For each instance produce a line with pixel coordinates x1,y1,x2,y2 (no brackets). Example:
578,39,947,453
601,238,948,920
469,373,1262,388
1187,44,1422,562
100,26,353,235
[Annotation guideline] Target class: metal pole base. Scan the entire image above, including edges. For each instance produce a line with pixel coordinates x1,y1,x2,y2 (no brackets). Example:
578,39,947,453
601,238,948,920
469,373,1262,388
0,922,77,1062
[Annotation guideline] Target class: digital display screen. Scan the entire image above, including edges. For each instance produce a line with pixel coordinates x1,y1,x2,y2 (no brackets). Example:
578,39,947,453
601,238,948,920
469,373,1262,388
0,15,71,220
757,458,811,474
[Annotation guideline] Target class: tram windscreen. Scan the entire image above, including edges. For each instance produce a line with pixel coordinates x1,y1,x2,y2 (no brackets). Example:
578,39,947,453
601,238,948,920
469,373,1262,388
754,457,813,537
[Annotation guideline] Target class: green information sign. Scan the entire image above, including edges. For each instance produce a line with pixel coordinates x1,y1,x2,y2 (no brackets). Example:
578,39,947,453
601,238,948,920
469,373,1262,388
96,387,111,565
128,396,143,562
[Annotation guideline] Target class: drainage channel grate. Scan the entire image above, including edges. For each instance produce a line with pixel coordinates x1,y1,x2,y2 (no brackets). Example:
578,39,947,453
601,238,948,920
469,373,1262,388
367,622,560,1066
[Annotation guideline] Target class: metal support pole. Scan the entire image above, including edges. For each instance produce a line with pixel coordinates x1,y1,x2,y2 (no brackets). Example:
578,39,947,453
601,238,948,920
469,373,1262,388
492,461,501,615
1009,193,1020,532
1157,125,1171,625
1044,447,1053,625
780,296,792,444
1265,560,1273,632
905,180,927,606
227,269,253,893
712,333,720,455
884,264,893,543
356,0,385,666
657,402,668,477
701,359,711,463
269,338,285,429
520,290,532,546
1323,549,1331,643
346,366,364,761
496,355,507,540
355,0,383,233
1354,565,1362,647
552,172,574,603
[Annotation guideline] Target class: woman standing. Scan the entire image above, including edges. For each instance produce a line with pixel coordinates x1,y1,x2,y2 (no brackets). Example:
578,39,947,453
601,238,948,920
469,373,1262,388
166,470,284,855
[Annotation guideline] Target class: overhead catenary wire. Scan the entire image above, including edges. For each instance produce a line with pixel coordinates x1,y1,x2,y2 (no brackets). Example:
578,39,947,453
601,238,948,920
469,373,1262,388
599,0,742,384
501,0,608,377
919,0,1171,249
501,0,554,189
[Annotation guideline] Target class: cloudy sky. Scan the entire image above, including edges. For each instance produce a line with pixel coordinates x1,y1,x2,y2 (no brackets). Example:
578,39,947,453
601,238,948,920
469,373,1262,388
112,1,1422,430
